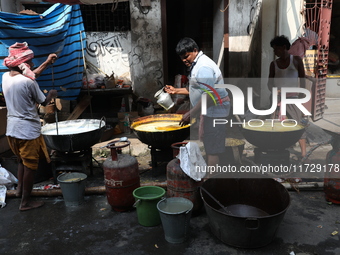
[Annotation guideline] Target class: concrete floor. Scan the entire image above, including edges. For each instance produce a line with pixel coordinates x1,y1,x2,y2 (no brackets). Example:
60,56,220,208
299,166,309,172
1,134,339,254
1,98,340,255
2,185,340,255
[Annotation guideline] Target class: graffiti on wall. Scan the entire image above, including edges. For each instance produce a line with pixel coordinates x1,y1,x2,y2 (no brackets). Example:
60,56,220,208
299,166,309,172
85,32,131,79
130,32,164,89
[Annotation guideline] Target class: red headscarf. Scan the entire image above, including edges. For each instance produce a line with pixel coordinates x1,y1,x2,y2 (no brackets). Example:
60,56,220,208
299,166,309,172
3,42,36,80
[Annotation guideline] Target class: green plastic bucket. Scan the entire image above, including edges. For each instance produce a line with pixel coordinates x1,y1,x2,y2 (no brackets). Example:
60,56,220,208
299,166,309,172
133,186,166,227
57,172,87,206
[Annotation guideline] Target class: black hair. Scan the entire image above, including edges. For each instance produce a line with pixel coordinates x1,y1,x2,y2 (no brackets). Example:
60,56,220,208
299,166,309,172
8,66,21,72
270,35,291,50
175,37,199,56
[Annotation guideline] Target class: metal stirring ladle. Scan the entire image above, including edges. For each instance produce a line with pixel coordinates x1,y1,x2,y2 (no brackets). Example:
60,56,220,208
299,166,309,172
51,63,59,135
200,186,232,215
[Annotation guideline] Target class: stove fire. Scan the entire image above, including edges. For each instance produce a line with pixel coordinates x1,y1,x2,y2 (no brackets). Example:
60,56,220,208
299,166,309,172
149,145,173,176
50,148,93,184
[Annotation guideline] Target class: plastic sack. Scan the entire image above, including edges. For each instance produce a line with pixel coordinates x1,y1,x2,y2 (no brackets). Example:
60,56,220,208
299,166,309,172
82,73,105,89
0,185,7,208
0,165,18,209
0,164,18,188
177,142,206,181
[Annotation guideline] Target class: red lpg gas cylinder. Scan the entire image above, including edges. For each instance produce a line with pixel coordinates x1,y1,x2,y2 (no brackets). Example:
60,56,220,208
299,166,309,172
324,136,340,203
103,139,140,211
166,142,203,214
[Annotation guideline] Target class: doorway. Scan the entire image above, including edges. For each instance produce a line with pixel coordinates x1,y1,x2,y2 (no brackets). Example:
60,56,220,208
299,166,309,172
161,0,214,85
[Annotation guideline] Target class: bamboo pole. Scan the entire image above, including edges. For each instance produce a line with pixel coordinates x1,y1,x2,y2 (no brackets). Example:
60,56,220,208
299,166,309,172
281,182,324,191
6,181,322,198
6,181,168,198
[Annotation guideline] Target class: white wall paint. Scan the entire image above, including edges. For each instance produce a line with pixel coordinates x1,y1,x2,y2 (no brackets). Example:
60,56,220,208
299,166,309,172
277,0,305,41
229,0,253,52
228,0,263,78
228,0,262,53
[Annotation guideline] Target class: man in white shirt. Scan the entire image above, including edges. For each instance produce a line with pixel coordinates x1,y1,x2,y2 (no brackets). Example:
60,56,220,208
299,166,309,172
165,37,230,172
2,42,57,211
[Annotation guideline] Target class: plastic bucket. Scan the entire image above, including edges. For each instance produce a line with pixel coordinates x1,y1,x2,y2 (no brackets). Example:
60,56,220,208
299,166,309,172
57,172,87,206
133,186,165,227
157,197,193,243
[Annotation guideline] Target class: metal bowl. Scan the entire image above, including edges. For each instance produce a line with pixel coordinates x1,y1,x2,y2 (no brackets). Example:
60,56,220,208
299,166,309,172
201,173,290,248
41,119,105,152
131,114,190,148
241,121,305,150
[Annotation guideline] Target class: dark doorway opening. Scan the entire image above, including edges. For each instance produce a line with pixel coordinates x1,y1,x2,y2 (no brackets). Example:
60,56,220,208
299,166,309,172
162,0,214,85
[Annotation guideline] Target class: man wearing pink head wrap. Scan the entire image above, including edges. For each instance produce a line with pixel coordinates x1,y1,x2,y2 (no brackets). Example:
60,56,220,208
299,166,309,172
2,42,58,211
4,42,36,80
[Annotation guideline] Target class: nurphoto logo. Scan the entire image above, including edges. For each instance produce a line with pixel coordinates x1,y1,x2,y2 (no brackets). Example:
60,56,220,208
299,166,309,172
201,84,311,116
200,82,311,129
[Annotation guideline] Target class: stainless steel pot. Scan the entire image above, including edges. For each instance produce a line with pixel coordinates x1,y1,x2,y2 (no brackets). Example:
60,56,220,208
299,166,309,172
41,119,105,152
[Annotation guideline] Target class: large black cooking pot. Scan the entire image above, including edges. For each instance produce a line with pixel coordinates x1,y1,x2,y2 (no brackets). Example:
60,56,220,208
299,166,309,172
130,114,190,149
242,121,305,150
200,173,290,248
41,119,105,152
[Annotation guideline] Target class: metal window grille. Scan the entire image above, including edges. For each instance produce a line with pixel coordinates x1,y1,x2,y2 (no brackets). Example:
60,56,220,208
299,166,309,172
80,2,131,32
304,0,333,121
22,2,131,32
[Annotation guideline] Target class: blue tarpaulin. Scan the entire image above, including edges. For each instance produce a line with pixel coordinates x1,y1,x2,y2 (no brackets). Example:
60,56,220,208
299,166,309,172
0,4,85,100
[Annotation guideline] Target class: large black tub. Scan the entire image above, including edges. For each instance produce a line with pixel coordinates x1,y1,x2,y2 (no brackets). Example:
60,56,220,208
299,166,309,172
200,174,290,248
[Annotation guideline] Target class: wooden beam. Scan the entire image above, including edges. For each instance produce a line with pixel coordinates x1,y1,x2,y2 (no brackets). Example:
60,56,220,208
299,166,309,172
67,94,92,120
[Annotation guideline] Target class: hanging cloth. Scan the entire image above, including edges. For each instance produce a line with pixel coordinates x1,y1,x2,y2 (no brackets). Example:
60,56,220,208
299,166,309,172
288,37,311,58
